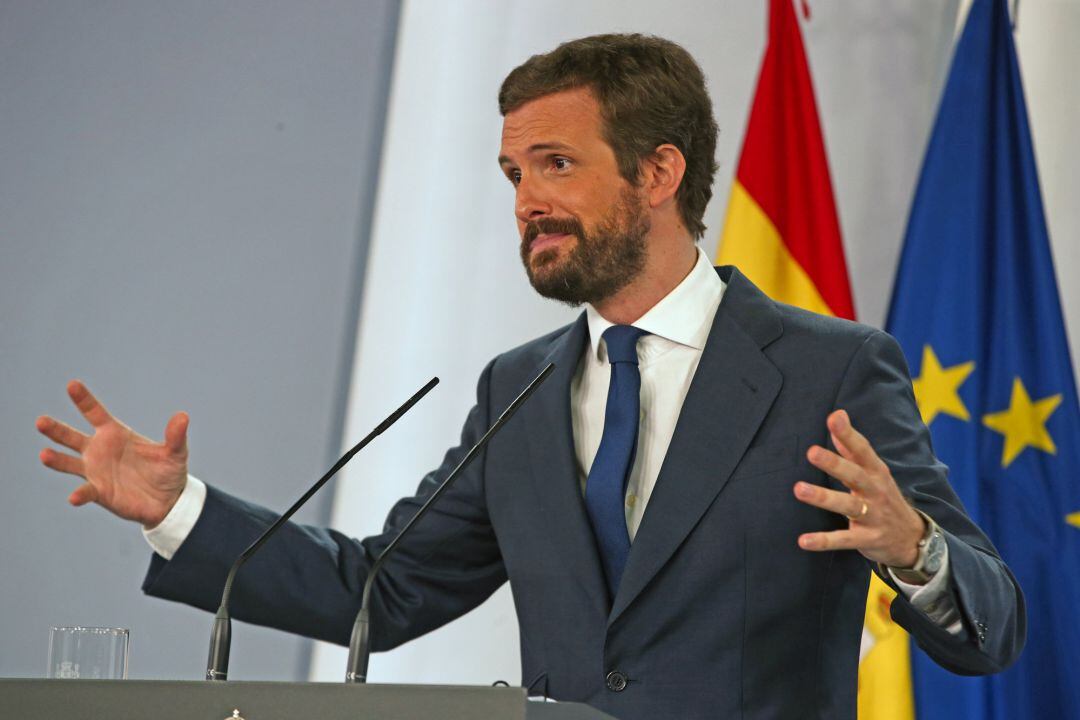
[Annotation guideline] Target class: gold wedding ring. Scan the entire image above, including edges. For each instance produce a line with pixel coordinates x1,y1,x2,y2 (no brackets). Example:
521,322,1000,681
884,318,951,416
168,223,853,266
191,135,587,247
848,501,869,521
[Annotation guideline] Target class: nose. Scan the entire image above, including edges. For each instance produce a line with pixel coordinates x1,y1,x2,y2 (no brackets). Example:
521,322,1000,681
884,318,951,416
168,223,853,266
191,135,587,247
515,175,553,224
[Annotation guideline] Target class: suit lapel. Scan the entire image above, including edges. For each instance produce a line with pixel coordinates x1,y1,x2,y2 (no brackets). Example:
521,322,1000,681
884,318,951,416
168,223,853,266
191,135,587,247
610,268,784,625
524,314,610,612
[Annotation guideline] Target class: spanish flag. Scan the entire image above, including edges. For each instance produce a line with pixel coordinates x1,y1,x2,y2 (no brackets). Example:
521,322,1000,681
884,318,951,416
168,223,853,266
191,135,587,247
715,2,912,719
717,0,854,319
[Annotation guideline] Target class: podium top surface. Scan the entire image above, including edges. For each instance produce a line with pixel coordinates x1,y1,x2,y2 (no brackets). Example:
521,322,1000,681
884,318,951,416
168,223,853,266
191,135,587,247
0,679,618,720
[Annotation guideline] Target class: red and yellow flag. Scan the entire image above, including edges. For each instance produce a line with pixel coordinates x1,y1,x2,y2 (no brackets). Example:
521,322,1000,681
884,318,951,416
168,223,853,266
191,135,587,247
716,2,912,719
717,0,854,318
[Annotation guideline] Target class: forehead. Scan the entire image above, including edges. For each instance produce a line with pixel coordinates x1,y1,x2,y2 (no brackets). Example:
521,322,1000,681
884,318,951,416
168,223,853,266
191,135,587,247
499,87,606,159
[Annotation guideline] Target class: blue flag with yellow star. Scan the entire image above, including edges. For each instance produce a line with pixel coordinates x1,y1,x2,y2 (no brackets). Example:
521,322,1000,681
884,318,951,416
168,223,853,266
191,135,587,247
885,0,1080,717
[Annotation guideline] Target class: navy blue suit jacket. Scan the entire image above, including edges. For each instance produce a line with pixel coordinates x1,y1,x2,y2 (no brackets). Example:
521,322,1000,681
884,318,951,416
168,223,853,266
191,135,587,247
144,267,1024,720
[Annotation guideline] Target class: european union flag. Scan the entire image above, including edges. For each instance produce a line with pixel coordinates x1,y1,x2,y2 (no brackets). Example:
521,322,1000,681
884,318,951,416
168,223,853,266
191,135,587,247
885,0,1080,717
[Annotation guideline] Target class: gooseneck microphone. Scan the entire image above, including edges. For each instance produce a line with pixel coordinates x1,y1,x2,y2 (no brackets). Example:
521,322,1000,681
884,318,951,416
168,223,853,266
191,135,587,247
344,363,555,683
205,376,439,681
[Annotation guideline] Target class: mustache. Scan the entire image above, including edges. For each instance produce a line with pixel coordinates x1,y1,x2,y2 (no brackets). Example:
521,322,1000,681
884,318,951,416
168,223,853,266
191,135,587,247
523,217,585,246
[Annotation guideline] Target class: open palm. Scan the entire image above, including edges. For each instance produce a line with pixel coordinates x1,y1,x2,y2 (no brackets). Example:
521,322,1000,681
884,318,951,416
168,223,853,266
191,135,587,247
37,381,189,528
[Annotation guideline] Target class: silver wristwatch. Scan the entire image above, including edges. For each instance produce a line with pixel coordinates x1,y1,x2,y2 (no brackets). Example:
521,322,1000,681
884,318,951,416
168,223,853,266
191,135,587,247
890,509,945,585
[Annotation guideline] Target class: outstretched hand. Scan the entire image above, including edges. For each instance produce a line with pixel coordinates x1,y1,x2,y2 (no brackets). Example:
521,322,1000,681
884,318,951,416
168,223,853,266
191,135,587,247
794,409,926,571
37,380,189,529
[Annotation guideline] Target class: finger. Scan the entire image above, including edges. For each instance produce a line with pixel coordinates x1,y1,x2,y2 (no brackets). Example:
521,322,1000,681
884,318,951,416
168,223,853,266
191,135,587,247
831,431,852,460
827,410,888,473
798,529,861,552
35,415,89,453
69,482,100,507
39,448,86,478
806,445,870,495
67,380,114,428
163,412,189,455
793,481,868,520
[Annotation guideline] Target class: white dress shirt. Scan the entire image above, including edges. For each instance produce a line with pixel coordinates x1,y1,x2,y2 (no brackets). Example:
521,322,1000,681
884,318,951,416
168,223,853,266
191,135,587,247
571,247,725,541
146,247,959,631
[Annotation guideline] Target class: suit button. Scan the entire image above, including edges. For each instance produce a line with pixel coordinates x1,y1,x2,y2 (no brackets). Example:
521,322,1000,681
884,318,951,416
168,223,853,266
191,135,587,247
605,670,628,692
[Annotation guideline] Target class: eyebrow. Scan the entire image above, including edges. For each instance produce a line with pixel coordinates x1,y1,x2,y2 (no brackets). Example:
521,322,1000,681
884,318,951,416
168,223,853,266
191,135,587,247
498,142,575,166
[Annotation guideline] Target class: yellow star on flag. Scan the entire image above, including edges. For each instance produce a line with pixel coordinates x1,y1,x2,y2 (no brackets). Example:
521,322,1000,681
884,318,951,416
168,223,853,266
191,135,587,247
1067,512,1080,530
982,377,1062,468
912,345,975,426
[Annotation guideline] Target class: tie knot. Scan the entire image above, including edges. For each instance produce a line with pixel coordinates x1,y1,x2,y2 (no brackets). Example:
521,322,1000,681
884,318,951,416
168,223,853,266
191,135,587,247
602,325,648,365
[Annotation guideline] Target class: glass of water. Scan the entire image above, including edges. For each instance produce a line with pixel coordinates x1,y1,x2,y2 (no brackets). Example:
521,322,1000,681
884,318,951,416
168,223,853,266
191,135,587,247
47,626,129,679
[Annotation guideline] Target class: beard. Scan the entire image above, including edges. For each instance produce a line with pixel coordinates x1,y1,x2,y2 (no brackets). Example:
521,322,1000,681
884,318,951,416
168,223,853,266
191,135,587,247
519,186,650,306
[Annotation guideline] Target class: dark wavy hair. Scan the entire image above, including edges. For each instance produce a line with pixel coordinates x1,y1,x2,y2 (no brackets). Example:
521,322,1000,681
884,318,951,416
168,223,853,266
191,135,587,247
498,33,719,240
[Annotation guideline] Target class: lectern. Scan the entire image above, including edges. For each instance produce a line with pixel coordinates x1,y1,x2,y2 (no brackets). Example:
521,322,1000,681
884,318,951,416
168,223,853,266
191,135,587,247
0,679,618,719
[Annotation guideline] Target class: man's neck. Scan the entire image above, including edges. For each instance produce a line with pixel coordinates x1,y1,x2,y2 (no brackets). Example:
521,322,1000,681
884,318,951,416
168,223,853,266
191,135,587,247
592,242,699,325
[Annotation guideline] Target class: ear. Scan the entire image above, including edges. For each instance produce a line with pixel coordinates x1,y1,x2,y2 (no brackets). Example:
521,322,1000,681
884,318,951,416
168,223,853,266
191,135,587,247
641,144,686,211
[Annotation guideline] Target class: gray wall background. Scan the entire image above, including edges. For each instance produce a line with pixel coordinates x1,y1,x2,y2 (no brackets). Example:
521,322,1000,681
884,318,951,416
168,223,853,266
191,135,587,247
0,1,398,680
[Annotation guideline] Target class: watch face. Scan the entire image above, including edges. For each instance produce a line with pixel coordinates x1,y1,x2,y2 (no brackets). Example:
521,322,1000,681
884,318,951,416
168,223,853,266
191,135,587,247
923,530,946,574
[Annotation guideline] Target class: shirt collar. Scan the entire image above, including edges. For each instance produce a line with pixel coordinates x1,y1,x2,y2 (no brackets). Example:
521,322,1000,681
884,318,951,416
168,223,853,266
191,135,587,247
585,247,725,360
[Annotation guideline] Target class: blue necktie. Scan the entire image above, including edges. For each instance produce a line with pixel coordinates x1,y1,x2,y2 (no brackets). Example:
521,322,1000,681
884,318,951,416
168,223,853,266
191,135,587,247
586,324,648,597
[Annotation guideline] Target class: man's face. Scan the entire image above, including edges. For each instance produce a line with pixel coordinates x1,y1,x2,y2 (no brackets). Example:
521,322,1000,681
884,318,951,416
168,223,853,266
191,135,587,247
498,88,649,306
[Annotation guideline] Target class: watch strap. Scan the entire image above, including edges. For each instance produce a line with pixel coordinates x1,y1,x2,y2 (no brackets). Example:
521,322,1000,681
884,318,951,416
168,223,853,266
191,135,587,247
889,509,940,585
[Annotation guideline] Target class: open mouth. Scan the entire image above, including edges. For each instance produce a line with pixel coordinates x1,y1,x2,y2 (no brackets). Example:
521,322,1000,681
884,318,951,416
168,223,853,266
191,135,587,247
530,233,572,254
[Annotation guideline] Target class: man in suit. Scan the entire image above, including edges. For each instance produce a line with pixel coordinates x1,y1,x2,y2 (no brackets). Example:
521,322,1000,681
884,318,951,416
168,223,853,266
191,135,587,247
37,34,1023,719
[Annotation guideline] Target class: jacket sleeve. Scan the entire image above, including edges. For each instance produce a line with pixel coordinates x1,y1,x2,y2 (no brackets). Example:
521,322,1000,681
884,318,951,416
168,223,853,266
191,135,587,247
142,359,507,651
835,330,1026,674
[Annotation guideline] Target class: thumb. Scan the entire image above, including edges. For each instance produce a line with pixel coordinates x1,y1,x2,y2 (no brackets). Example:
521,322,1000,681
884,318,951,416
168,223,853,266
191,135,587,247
69,482,99,507
164,412,189,455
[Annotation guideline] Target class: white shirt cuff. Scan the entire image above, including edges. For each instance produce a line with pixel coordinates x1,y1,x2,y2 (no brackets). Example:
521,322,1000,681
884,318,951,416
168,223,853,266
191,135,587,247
142,475,207,560
888,542,963,635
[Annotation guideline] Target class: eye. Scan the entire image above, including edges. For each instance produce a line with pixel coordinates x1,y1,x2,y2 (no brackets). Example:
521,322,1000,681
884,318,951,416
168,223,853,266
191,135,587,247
507,168,522,185
551,156,572,172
